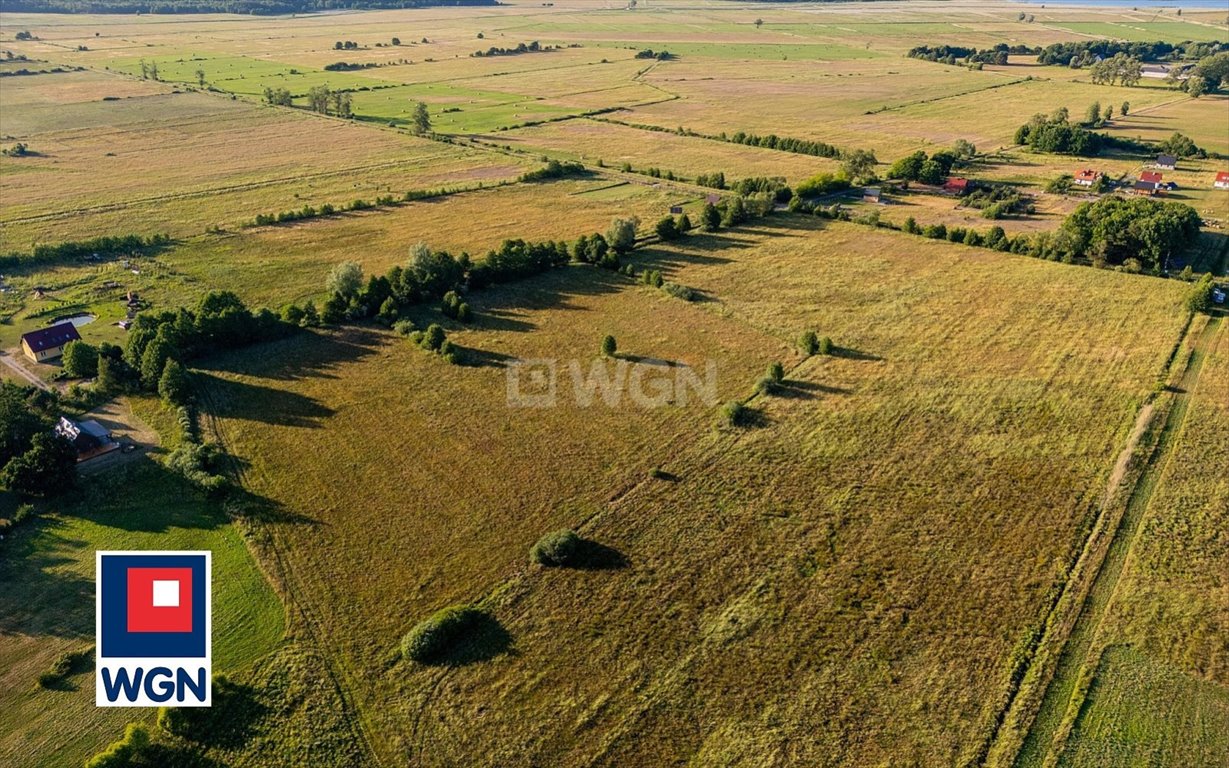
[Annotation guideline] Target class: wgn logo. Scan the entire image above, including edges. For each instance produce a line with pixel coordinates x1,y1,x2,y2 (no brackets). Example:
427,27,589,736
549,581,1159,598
96,551,212,707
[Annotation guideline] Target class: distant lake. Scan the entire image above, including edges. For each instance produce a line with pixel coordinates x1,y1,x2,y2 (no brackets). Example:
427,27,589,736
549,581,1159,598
1013,0,1228,8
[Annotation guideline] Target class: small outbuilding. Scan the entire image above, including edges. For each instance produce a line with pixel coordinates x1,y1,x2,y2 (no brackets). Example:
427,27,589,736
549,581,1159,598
943,177,970,195
1155,154,1177,171
1214,171,1229,190
862,187,882,203
20,322,81,363
54,417,116,461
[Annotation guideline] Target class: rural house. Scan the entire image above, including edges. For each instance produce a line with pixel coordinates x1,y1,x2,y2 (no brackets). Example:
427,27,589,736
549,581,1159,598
1132,179,1161,196
20,322,81,363
862,187,882,203
1073,169,1101,187
1155,154,1177,170
1140,171,1163,184
1215,172,1229,190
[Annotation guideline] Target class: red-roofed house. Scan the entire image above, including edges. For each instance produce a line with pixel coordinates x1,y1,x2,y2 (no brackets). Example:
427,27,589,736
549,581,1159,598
20,322,81,363
1140,170,1163,184
1073,169,1102,187
943,177,970,195
1215,172,1229,190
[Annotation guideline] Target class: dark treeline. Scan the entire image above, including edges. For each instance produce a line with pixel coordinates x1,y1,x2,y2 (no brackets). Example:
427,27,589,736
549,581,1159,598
1037,39,1223,66
1014,112,1155,156
518,159,586,182
472,41,558,57
0,233,170,271
814,195,1200,274
123,291,298,392
323,61,378,71
908,43,1039,65
4,0,496,13
722,129,843,159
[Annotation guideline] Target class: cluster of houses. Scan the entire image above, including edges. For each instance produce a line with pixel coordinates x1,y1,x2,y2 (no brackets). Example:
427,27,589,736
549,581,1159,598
1071,154,1229,198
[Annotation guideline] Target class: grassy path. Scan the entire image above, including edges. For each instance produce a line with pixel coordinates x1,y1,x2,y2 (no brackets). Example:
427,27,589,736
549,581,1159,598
1011,314,1223,768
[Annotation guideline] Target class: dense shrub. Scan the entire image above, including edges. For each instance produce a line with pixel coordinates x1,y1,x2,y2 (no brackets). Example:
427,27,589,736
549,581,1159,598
717,400,752,428
795,172,851,198
662,282,696,301
401,605,487,663
799,330,819,356
529,529,582,566
518,159,586,182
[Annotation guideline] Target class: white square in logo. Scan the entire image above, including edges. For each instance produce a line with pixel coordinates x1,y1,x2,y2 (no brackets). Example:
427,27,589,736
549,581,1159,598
152,579,180,608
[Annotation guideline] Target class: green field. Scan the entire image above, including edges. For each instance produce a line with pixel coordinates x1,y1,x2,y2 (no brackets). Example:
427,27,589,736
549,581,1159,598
0,454,283,767
1060,646,1229,768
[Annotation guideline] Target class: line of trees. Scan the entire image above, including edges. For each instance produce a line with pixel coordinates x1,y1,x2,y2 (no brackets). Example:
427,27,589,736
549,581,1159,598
0,233,169,271
842,195,1200,274
323,61,378,71
907,42,1039,65
472,41,554,57
1037,39,1222,67
518,159,587,182
305,85,352,117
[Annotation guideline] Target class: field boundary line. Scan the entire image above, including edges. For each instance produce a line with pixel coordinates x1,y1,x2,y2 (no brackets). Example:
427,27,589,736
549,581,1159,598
1035,315,1223,768
985,313,1221,768
198,386,384,768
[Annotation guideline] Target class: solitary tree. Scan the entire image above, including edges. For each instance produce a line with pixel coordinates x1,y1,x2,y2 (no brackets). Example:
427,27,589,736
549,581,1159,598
61,341,99,379
158,359,191,406
391,37,401,45
1120,100,1130,116
841,148,878,182
601,335,617,357
701,202,721,232
412,101,432,134
328,261,364,298
195,68,205,87
607,217,638,253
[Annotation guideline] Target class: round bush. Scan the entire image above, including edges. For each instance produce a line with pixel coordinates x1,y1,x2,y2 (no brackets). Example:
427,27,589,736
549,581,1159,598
530,529,582,567
401,605,485,663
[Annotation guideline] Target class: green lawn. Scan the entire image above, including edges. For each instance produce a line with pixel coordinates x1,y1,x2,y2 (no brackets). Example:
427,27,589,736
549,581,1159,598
1059,645,1229,768
0,456,284,768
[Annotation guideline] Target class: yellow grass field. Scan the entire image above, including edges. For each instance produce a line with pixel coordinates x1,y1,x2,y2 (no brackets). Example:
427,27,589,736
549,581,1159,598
205,220,1191,766
499,118,841,182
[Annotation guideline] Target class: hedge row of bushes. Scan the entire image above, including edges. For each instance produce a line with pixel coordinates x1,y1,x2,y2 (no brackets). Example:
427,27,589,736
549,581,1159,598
249,187,470,227
0,233,170,271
